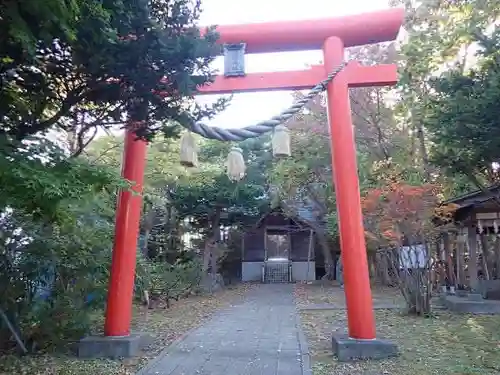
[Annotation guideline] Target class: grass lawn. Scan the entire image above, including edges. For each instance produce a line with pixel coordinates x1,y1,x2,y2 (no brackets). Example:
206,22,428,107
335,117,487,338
295,283,500,375
0,283,255,375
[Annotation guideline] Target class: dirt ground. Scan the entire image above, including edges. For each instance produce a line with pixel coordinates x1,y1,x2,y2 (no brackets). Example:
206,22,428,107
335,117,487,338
295,283,500,375
0,283,256,375
294,281,404,309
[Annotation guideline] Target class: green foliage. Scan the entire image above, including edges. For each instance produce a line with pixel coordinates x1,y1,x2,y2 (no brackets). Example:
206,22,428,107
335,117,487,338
140,259,203,306
172,137,270,231
87,133,270,233
0,200,113,350
393,0,500,190
1,0,86,57
0,139,125,222
0,139,125,351
1,0,227,153
173,172,266,230
0,0,235,355
425,29,500,185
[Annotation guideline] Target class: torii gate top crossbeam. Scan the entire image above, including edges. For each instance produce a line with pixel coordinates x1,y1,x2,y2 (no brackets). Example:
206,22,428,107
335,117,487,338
202,8,404,54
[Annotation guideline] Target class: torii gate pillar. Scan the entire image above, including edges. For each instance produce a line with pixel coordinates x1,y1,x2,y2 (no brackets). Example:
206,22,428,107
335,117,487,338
322,37,399,360
323,37,376,340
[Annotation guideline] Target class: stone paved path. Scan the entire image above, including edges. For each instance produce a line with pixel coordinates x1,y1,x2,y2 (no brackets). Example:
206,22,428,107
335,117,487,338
137,284,310,375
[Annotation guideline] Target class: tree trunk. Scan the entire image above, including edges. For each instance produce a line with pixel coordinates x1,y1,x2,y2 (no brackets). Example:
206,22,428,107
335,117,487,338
316,229,335,280
444,233,455,286
456,239,465,288
67,125,79,155
210,207,222,276
377,252,392,286
367,252,376,280
403,269,432,316
202,240,211,274
412,107,431,181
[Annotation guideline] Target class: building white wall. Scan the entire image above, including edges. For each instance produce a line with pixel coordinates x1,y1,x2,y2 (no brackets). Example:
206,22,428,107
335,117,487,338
242,262,264,282
241,261,316,282
292,261,316,281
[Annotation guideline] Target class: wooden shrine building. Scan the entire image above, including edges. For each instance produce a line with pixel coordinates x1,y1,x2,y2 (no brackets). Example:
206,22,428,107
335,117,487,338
241,206,323,283
438,184,500,298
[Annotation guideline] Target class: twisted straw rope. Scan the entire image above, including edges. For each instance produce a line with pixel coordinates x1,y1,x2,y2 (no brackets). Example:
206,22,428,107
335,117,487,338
184,62,347,141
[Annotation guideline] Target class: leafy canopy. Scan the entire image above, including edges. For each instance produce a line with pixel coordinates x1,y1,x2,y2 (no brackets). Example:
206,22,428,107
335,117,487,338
1,0,227,153
425,29,500,185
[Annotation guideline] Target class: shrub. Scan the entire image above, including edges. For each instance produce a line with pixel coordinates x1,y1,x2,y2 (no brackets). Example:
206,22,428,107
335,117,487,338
0,198,115,351
141,258,203,308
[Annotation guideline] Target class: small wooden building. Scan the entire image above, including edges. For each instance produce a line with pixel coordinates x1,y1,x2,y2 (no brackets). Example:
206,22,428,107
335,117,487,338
241,206,322,282
438,184,500,296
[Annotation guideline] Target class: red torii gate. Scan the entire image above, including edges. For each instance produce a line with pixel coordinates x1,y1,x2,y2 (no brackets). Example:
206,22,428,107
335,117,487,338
103,7,403,354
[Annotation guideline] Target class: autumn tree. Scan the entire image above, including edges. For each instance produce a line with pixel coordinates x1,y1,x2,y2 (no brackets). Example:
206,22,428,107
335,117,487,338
361,182,455,315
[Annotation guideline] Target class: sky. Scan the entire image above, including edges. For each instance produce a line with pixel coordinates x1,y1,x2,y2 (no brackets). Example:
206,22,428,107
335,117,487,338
196,0,391,129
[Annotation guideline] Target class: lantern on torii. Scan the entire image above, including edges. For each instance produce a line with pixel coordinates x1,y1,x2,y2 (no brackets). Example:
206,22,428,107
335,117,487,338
102,7,404,360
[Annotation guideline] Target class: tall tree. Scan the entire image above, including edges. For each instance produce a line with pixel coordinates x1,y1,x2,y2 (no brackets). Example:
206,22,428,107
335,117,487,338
170,137,270,233
1,0,227,155
425,28,500,188
392,0,500,185
86,133,271,250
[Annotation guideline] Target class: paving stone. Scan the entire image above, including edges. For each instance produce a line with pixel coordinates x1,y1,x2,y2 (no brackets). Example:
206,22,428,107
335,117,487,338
137,284,309,375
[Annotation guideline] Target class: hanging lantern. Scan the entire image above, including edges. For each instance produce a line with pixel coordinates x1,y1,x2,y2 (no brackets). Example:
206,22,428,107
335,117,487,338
179,132,198,167
226,146,246,181
272,124,291,157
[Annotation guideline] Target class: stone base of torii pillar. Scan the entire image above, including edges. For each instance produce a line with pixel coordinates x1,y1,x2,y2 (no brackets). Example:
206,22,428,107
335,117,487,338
332,333,399,362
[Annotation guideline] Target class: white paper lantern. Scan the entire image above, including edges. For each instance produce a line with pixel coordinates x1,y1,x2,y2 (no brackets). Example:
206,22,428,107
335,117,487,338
179,132,198,167
226,146,246,181
272,124,291,157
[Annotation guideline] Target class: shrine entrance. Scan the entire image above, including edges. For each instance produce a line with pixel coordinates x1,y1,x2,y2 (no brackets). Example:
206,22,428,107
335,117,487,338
266,234,289,261
102,7,404,359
